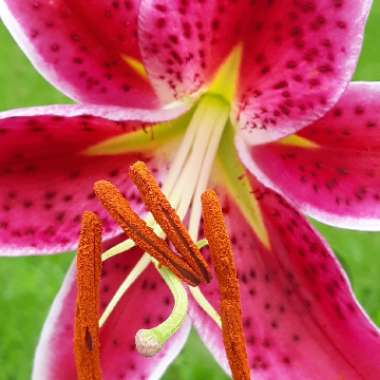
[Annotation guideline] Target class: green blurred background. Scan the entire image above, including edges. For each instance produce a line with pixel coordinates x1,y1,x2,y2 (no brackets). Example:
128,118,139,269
1,3,380,379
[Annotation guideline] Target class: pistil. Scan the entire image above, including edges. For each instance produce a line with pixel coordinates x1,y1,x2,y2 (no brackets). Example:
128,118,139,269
74,211,103,380
93,180,201,286
201,190,250,380
129,161,211,283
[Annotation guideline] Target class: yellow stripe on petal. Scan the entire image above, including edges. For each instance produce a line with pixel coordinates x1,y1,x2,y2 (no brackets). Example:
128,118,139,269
215,123,270,250
85,111,191,156
278,134,319,148
208,44,243,103
121,54,148,80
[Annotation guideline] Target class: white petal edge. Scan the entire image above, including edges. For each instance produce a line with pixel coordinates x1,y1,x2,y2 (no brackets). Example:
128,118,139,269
0,102,192,123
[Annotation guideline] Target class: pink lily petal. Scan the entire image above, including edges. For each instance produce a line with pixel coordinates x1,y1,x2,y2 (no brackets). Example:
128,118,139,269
191,174,380,379
0,0,159,108
139,0,370,143
33,242,191,380
0,105,182,255
238,82,380,230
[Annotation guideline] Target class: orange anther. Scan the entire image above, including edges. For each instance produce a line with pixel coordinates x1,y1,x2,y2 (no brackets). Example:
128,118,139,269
94,180,201,286
74,211,103,380
129,161,211,283
201,190,250,380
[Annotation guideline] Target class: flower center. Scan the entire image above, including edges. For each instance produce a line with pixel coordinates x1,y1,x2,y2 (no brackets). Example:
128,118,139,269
83,46,245,358
92,94,230,355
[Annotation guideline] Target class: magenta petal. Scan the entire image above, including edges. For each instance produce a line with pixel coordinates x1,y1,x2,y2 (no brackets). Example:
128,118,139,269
0,0,159,108
0,105,177,255
240,82,380,230
139,0,370,143
191,176,380,379
235,1,371,144
138,0,239,102
33,245,191,380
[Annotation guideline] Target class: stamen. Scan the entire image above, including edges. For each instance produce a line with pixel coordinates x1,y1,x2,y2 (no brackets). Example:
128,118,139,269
94,180,201,286
160,106,199,197
189,286,222,328
169,95,228,223
101,236,208,263
135,266,189,357
129,161,211,283
201,190,250,380
101,237,136,262
101,214,156,262
188,100,229,238
74,211,102,380
173,105,217,219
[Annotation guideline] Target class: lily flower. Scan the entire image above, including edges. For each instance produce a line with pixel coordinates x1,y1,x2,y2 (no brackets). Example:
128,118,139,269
0,0,380,379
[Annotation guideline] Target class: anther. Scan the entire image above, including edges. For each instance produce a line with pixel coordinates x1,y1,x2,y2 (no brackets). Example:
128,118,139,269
129,161,211,283
74,211,103,380
93,180,201,286
201,190,250,380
